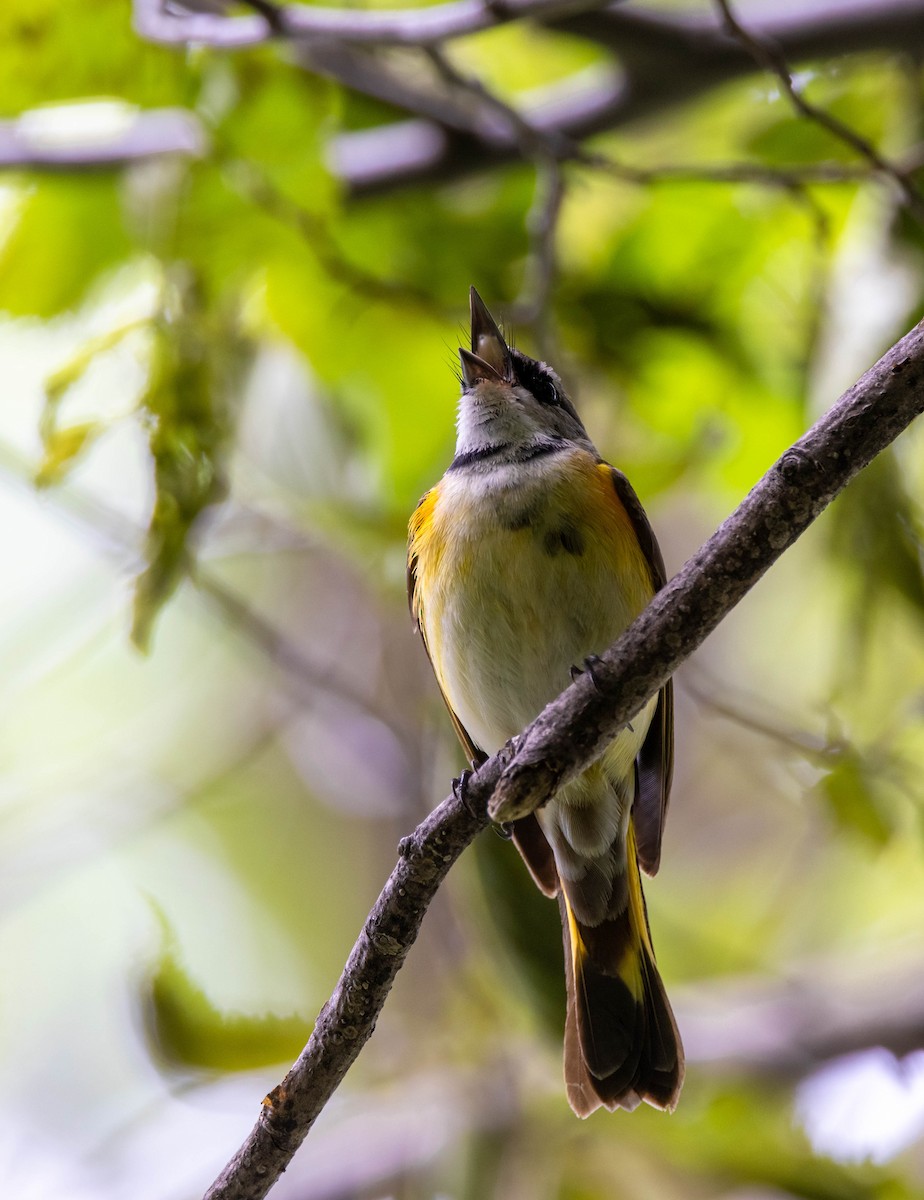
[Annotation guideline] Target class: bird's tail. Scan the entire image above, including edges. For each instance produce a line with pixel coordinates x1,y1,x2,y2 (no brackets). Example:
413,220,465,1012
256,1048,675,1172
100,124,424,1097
559,825,684,1116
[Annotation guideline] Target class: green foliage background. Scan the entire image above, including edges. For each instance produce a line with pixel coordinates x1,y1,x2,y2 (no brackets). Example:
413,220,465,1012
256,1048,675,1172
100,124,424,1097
1,2,924,1197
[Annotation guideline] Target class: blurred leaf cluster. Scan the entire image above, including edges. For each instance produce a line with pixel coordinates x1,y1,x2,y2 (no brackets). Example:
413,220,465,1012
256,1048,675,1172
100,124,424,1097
1,1,924,1198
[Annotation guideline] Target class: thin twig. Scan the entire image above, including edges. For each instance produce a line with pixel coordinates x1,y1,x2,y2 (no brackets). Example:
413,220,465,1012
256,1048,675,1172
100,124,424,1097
714,0,924,223
425,44,584,164
0,439,405,732
425,47,575,354
205,318,924,1200
515,158,566,359
789,186,833,416
194,574,409,733
297,41,501,136
594,158,884,188
684,674,839,762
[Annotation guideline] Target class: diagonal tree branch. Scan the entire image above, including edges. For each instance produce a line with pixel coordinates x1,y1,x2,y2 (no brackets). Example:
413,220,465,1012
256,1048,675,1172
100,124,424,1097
204,319,924,1200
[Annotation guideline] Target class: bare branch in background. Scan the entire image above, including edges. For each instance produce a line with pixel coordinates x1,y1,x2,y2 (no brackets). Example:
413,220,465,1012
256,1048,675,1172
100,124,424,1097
204,316,924,1200
133,0,596,48
7,1,923,213
236,0,288,37
0,107,205,169
424,44,584,164
133,0,924,56
296,42,511,136
682,957,924,1077
515,159,567,359
424,46,575,353
782,185,834,410
683,672,838,762
593,157,920,188
714,0,924,223
124,1,924,196
335,0,924,194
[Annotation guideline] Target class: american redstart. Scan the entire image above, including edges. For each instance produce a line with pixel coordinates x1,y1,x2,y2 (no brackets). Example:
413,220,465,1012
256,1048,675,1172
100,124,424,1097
408,289,683,1115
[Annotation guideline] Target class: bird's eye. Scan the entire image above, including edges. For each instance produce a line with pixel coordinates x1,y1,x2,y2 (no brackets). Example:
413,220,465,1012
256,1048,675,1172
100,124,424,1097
513,355,561,407
532,374,561,407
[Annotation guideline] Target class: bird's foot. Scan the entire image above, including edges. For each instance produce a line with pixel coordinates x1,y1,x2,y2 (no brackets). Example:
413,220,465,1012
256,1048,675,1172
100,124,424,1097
452,768,479,819
570,654,606,691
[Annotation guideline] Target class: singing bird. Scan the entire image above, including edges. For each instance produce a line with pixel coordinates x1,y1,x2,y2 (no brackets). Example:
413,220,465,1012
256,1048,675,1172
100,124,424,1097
407,289,683,1115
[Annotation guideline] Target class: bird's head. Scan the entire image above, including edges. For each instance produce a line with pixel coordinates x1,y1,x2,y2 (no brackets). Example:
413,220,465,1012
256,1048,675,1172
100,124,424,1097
454,288,593,461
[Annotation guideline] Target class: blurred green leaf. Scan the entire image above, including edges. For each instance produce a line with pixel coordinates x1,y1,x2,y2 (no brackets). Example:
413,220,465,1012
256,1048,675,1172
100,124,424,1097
0,0,188,114
144,931,309,1072
0,175,131,316
747,114,851,166
263,252,453,510
215,62,336,206
817,750,894,845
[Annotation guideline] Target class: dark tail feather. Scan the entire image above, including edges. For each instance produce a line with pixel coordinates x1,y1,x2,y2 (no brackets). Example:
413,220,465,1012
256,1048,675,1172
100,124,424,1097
559,836,683,1116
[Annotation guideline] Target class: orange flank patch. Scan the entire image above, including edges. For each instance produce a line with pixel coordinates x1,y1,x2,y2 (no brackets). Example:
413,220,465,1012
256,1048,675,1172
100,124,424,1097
408,486,441,567
408,484,444,620
592,461,654,608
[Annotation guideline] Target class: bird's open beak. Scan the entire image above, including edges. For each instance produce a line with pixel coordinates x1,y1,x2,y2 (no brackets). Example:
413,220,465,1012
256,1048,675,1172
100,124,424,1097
459,287,513,388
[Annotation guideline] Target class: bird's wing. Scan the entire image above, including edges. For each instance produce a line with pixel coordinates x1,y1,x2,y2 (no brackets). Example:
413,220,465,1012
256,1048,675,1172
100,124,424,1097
407,491,558,896
607,468,675,877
